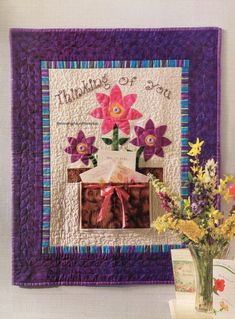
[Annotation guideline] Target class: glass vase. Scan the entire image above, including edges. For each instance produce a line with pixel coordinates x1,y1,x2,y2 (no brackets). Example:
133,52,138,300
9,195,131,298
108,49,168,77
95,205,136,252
189,242,229,313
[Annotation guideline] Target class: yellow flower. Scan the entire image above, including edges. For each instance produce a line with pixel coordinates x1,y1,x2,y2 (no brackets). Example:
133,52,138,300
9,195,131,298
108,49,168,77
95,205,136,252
177,220,206,243
190,159,199,164
215,214,235,240
220,301,229,312
208,207,222,227
153,214,179,234
153,214,172,233
182,197,193,218
188,138,204,157
218,175,235,195
197,166,205,183
183,197,190,209
191,165,198,174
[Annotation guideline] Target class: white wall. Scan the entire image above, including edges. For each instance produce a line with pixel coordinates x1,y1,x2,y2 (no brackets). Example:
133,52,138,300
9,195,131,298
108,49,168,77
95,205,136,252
0,1,235,318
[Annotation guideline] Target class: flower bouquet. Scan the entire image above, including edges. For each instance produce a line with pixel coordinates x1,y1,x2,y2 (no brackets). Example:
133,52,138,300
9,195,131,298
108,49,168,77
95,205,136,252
149,138,235,313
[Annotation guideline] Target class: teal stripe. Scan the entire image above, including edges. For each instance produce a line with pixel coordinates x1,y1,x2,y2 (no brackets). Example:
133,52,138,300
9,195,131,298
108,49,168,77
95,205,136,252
42,108,49,115
153,60,160,67
181,138,188,146
135,245,145,253
41,77,49,84
43,191,50,198
50,246,56,253
168,60,176,67
80,246,87,253
80,61,88,68
182,67,189,73
58,61,64,68
71,61,77,68
183,60,190,67
111,60,119,68
43,135,50,142
142,60,150,67
43,149,50,155
43,206,50,213
181,171,188,180
43,168,50,174
151,245,159,253
162,245,170,253
43,222,50,227
42,96,49,103
102,246,110,253
181,157,189,165
41,61,47,69
43,119,49,126
90,246,97,254
181,85,189,93
42,241,49,247
181,127,188,134
181,188,189,196
43,180,50,187
181,115,189,123
121,245,128,253
181,100,188,107
130,60,138,68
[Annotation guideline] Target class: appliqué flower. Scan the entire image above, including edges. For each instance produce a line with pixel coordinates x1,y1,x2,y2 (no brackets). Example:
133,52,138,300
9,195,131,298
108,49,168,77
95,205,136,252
214,279,225,292
130,119,171,161
64,130,98,165
90,84,142,135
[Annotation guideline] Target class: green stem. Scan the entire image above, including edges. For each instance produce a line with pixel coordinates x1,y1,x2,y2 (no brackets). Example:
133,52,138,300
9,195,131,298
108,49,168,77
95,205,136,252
136,147,144,169
112,124,119,151
88,154,97,167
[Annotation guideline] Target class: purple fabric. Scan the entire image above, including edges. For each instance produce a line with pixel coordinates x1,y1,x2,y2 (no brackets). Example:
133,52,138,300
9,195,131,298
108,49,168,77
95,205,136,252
11,28,221,287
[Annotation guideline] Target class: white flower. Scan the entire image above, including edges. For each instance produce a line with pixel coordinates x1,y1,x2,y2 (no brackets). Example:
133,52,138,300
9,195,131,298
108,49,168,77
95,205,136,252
204,159,217,183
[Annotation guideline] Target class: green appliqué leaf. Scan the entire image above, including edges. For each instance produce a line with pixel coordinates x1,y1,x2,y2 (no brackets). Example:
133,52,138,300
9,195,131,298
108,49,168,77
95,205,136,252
102,137,113,145
118,138,129,145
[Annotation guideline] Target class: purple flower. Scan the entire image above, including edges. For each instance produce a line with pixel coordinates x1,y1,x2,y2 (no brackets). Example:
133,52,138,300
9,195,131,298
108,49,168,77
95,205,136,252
64,130,98,165
191,192,208,217
130,119,172,161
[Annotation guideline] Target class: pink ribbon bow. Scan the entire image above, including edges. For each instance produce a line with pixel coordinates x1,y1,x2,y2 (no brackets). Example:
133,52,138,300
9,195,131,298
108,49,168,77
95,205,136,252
97,185,130,228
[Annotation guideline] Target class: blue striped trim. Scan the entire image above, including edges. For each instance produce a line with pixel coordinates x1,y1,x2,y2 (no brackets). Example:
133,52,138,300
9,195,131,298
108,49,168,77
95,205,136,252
43,244,184,254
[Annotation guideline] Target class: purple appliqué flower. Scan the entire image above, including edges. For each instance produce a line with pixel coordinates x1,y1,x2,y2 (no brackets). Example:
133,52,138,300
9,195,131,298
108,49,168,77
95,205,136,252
64,130,98,165
130,119,172,161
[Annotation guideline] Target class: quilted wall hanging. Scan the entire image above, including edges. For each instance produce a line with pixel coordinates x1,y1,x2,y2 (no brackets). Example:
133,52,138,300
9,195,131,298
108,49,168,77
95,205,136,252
12,28,221,287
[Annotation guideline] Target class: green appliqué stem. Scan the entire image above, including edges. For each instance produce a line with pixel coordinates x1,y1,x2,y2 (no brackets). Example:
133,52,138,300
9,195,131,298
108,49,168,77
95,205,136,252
112,124,119,151
88,154,97,167
101,124,129,150
136,147,144,169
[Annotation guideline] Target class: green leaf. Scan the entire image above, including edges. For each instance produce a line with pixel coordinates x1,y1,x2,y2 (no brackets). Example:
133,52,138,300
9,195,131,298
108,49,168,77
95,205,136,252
118,138,129,145
188,172,193,182
213,287,219,295
102,137,113,145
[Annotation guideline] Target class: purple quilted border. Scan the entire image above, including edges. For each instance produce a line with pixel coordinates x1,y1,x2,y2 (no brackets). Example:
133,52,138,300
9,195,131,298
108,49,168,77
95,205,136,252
11,28,221,287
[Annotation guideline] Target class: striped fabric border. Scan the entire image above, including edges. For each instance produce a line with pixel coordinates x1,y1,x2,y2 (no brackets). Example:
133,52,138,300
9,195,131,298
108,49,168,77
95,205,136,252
41,66,50,250
41,59,189,254
180,60,190,198
47,244,184,254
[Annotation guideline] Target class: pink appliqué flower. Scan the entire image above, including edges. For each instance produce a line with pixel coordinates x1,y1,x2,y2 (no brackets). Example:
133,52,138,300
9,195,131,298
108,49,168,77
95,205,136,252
130,119,172,161
90,84,142,135
64,130,98,165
